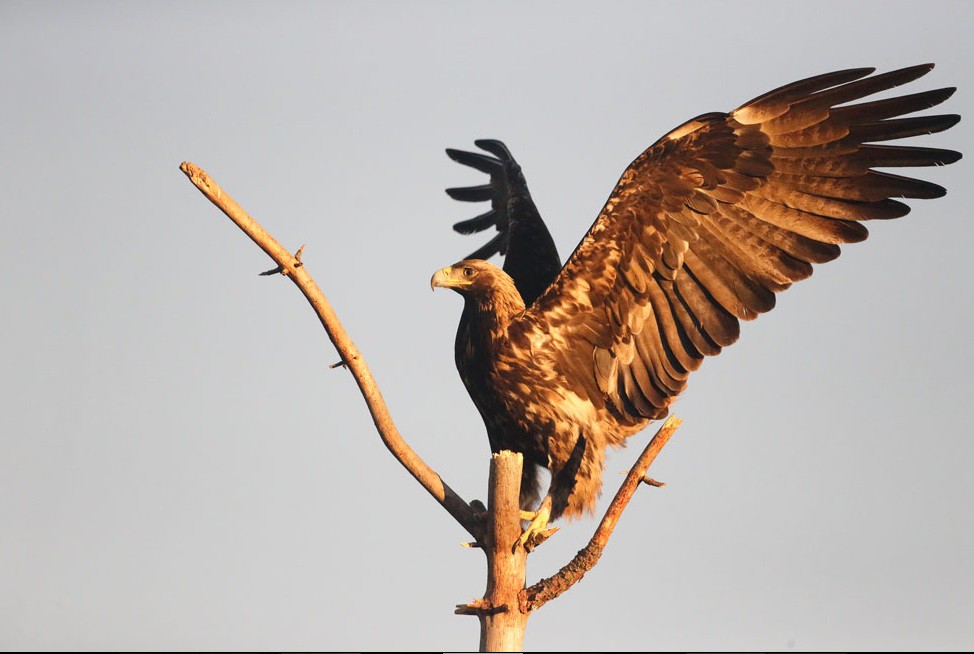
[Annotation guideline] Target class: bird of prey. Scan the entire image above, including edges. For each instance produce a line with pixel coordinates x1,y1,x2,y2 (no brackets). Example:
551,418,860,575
431,64,960,546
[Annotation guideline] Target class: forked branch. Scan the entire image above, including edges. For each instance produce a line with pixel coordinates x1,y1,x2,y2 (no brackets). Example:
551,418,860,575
181,161,681,649
179,162,482,539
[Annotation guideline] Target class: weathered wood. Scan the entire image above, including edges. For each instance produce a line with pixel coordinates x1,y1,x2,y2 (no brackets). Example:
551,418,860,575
480,451,529,652
179,161,483,540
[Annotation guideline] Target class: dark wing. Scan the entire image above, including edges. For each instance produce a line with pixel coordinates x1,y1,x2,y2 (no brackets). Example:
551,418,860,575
446,140,562,306
524,64,960,421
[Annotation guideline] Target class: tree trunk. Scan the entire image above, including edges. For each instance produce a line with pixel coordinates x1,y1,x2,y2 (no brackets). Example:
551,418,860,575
479,451,529,651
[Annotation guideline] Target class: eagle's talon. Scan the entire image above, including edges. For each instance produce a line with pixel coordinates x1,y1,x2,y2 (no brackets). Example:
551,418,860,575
516,497,552,552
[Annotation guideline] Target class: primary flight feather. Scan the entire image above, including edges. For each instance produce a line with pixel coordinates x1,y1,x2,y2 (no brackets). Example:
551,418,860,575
432,64,961,543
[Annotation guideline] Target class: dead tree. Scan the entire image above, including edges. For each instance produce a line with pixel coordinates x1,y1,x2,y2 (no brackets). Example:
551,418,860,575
180,161,681,651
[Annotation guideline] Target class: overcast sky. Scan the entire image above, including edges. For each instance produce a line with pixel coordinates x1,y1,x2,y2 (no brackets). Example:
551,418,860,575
1,1,972,651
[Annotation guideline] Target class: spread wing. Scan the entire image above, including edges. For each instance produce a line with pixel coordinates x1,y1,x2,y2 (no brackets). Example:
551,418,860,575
446,140,562,306
524,64,961,421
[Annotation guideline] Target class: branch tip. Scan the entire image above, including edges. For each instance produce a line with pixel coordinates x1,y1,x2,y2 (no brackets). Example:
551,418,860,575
179,161,207,187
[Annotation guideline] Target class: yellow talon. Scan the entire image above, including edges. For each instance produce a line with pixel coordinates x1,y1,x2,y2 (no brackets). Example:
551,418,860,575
516,496,552,551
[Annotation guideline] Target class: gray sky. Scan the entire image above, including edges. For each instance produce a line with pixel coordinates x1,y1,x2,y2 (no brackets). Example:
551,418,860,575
1,1,972,650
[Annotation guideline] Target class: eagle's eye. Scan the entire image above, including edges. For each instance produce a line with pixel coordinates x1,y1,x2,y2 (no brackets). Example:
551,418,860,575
463,267,474,278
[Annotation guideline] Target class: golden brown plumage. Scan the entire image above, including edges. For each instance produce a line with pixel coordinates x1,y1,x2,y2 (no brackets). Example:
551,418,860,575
435,64,961,536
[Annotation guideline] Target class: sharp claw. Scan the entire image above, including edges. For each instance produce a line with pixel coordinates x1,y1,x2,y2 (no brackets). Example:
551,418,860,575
515,498,552,552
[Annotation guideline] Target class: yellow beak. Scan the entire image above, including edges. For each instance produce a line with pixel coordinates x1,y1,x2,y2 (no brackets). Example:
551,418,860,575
431,267,454,291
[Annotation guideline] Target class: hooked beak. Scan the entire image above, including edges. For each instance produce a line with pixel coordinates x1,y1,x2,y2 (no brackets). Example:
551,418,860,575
431,266,454,291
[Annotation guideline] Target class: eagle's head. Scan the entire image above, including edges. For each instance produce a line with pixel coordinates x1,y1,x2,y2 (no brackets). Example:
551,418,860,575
431,259,525,315
431,259,509,295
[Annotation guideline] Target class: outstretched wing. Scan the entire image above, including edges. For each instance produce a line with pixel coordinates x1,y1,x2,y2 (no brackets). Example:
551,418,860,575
525,64,961,421
446,140,562,306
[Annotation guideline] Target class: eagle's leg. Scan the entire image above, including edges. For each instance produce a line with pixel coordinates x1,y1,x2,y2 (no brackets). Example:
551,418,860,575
516,494,552,549
516,432,587,550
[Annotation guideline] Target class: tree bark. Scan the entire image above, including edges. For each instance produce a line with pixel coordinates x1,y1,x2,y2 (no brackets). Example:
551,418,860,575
480,451,529,652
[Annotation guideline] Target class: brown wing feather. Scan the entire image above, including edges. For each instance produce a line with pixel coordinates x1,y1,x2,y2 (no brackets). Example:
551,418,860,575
524,64,960,423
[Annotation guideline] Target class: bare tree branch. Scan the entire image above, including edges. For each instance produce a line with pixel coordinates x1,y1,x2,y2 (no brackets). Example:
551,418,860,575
520,416,682,612
181,159,684,648
179,161,482,539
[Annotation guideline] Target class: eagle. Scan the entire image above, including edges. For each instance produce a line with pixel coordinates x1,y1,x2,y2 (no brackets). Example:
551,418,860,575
431,64,960,546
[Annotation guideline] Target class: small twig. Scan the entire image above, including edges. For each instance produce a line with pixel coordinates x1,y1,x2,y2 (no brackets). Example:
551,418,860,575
329,359,347,369
519,416,681,612
523,526,559,553
455,598,507,616
259,245,305,276
180,162,483,540
619,471,665,487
